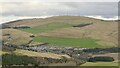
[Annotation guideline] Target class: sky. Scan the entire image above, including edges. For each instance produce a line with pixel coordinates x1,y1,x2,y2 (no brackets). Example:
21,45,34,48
0,1,119,24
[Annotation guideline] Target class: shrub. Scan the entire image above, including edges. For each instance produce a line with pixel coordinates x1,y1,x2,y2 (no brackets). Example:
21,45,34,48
88,56,114,62
2,54,37,65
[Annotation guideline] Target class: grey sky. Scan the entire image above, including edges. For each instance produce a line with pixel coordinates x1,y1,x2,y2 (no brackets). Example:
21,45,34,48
0,2,119,23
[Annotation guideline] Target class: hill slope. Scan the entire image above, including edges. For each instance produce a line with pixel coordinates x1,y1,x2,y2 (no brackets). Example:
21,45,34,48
2,16,118,48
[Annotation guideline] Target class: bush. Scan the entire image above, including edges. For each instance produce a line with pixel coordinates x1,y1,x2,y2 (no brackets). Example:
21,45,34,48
2,54,37,65
88,56,114,62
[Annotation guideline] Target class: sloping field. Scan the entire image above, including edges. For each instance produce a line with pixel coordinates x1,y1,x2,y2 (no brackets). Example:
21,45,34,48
0,51,9,55
33,36,106,48
20,23,73,34
1,49,71,59
5,16,106,27
14,49,71,59
2,29,32,45
39,22,118,47
2,16,118,47
19,16,102,34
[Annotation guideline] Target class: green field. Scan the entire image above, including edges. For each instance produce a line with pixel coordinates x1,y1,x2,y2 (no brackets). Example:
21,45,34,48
33,36,106,48
81,62,119,66
20,23,73,34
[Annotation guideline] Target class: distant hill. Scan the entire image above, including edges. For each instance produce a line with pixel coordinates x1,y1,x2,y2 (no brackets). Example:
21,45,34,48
2,16,118,48
2,16,112,28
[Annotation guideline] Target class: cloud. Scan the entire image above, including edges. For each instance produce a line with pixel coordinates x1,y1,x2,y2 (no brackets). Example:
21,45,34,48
0,15,53,23
86,16,118,20
0,0,119,2
0,2,118,23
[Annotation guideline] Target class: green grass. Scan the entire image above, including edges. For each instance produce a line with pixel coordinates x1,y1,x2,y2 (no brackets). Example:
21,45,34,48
2,54,37,65
20,23,73,34
80,62,119,66
33,36,105,48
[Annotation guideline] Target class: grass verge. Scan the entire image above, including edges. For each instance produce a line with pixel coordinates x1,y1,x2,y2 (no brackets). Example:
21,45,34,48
80,62,119,66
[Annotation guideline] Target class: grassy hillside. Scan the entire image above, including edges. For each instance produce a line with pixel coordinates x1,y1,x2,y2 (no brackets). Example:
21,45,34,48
2,16,118,48
2,48,71,60
2,29,32,45
4,16,106,27
14,49,70,59
20,23,73,34
33,36,109,48
39,22,118,47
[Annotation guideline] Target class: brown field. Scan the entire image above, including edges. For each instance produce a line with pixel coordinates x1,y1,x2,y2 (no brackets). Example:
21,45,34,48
14,49,71,59
1,49,71,59
6,16,109,27
2,29,32,45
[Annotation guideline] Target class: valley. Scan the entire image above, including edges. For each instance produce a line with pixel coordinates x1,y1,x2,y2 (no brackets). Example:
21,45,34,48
1,16,119,67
